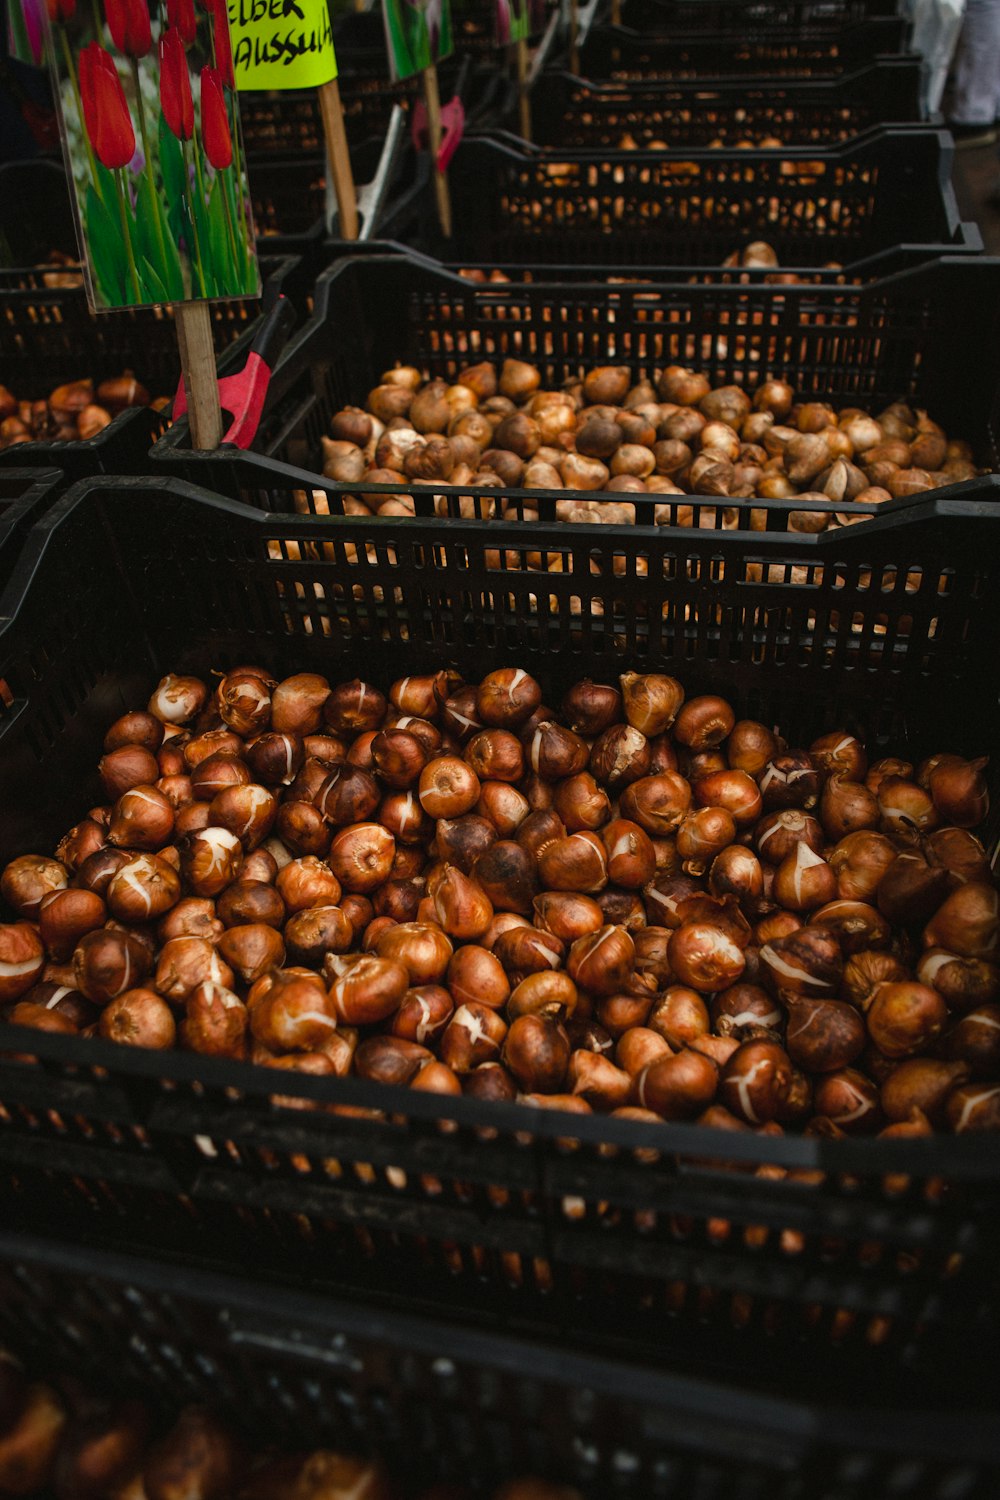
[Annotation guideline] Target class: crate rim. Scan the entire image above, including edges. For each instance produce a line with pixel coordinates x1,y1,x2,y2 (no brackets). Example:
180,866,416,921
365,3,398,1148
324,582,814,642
5,1017,1000,1177
546,55,923,92
4,1227,1000,1460
59,454,1000,541
464,120,956,164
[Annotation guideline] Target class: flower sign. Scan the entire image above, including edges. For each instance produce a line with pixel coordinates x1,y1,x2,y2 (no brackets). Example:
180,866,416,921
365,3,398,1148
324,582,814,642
44,0,260,309
227,0,338,91
382,0,453,82
496,0,546,42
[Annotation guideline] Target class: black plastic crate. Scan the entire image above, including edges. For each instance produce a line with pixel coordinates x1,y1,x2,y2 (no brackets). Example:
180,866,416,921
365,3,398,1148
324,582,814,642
151,252,1000,515
526,60,924,150
577,17,911,77
619,0,901,33
0,475,999,1385
0,468,63,591
1,1234,999,1498
407,128,974,268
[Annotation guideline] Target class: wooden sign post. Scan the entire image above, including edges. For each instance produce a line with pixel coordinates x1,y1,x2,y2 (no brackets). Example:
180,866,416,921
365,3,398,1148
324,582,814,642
43,0,261,452
318,77,360,240
516,35,531,140
229,0,357,240
421,63,452,238
175,303,223,450
382,0,455,238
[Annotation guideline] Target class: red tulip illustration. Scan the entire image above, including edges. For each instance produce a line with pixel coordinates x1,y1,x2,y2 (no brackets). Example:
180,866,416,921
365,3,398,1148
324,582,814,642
200,66,232,169
78,42,136,168
159,25,194,140
105,0,151,57
166,0,197,46
211,0,235,89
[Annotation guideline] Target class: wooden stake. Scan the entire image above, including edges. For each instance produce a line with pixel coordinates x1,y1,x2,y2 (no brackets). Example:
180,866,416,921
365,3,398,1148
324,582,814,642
318,76,359,240
516,35,531,141
175,302,221,451
422,64,452,239
569,0,579,74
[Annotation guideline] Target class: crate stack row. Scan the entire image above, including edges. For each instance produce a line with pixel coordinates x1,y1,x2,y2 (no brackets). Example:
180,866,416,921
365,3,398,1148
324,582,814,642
2,1,1000,1497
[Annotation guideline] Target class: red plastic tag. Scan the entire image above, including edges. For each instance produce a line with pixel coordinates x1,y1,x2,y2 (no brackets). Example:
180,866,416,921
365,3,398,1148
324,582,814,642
172,351,269,450
410,95,465,172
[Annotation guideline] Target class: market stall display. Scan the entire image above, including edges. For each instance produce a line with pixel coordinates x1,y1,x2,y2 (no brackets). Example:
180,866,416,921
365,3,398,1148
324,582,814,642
1,0,998,1486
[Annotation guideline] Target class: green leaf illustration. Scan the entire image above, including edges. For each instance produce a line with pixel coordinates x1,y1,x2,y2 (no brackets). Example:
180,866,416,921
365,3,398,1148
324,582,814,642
221,168,248,286
158,111,188,247
85,183,125,306
189,174,217,297
140,256,170,305
134,178,185,303
207,172,235,291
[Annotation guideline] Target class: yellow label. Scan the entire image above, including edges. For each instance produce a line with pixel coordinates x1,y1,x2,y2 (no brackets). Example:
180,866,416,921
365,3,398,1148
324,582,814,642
228,0,338,90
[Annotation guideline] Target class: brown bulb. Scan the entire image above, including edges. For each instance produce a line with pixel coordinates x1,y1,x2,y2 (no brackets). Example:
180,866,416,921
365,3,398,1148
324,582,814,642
828,830,897,902
619,672,685,736
673,695,735,751
866,981,948,1058
808,899,889,955
810,731,867,782
589,724,651,789
820,773,880,839
759,752,821,811
924,883,999,960
668,921,745,994
947,1083,1000,1132
711,982,783,1039
434,813,496,872
754,809,825,867
562,679,623,737
880,1058,970,1124
784,996,866,1073
719,1040,794,1124
567,925,634,995
676,806,736,876
727,720,779,777
773,843,837,912
759,926,843,998
812,1068,881,1133
503,1014,571,1093
940,1004,1000,1078
553,772,612,833
841,949,908,1009
633,1048,718,1119
916,948,999,1010
620,772,691,836
925,827,991,887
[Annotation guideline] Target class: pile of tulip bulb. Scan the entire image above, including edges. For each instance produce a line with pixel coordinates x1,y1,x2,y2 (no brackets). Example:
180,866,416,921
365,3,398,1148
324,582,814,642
0,1357,575,1499
0,374,156,450
314,359,981,530
0,663,996,1139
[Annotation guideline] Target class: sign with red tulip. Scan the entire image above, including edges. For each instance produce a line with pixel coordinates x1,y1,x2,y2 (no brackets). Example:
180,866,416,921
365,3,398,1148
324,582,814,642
43,0,260,309
382,0,453,82
227,0,337,90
